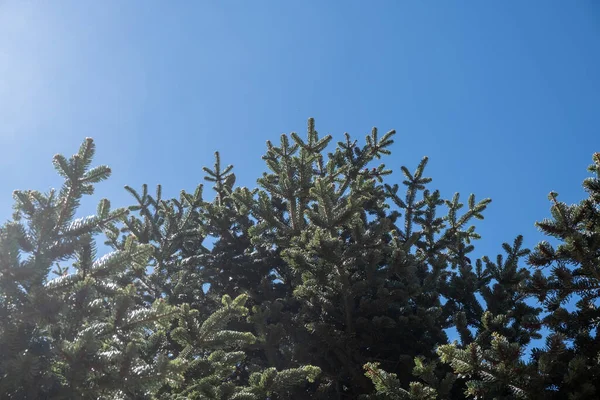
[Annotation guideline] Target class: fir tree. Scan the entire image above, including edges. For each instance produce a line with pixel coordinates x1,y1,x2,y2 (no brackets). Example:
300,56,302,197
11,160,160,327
110,155,321,399
435,236,543,399
0,139,182,398
524,152,600,399
436,153,600,399
227,119,492,398
99,119,492,399
10,121,596,400
0,138,320,400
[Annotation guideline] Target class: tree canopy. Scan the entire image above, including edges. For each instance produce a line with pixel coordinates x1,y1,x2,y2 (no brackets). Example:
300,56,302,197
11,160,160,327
1,120,598,399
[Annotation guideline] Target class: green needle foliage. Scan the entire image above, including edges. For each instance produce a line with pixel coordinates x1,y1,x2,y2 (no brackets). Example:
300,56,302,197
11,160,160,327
2,121,598,400
0,138,319,400
219,119,491,398
435,153,600,399
0,139,182,399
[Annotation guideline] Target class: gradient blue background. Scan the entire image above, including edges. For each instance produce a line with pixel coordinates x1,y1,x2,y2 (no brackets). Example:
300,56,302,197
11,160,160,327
1,1,599,350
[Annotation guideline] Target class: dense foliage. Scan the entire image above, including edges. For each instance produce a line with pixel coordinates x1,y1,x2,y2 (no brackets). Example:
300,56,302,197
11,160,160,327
0,121,598,399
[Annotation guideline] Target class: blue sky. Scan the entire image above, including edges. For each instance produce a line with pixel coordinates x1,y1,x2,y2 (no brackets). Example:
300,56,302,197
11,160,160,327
1,2,599,291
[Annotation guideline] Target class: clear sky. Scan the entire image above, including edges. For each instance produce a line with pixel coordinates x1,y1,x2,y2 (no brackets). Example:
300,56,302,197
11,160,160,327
1,2,599,272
